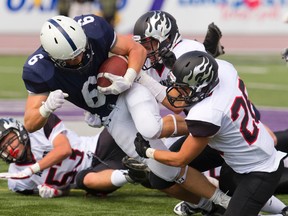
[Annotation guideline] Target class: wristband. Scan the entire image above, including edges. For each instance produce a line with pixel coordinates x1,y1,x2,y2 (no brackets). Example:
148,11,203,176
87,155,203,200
124,68,137,83
136,71,166,102
146,148,156,159
29,162,41,174
39,102,51,118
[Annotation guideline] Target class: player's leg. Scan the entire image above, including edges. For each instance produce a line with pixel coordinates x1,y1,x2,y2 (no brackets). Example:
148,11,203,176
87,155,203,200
275,129,288,153
75,128,133,195
219,161,284,216
169,136,224,172
275,167,288,194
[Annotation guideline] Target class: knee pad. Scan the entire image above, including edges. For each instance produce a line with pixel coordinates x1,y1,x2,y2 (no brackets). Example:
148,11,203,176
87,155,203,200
75,169,90,190
138,119,162,140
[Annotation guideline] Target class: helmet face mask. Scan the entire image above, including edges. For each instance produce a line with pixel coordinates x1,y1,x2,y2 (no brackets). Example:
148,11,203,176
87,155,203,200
166,82,195,108
0,118,31,164
133,10,181,70
166,51,219,108
133,36,162,70
51,42,94,74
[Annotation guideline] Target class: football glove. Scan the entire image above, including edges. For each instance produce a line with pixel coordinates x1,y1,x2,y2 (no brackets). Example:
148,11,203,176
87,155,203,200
203,22,225,58
37,184,63,198
39,90,69,117
159,47,176,70
97,68,137,95
134,133,151,158
84,111,102,128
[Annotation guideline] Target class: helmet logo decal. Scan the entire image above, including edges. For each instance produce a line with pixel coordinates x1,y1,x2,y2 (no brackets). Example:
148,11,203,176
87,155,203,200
48,19,77,52
183,56,213,90
145,12,171,41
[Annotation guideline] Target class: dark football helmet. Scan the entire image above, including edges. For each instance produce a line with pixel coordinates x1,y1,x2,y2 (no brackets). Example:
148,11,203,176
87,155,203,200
133,10,181,70
0,118,30,163
166,51,219,108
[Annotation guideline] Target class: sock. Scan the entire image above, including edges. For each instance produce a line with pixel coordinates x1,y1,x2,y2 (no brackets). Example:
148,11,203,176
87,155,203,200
209,188,231,209
110,170,128,187
261,195,286,214
186,198,213,212
197,198,213,212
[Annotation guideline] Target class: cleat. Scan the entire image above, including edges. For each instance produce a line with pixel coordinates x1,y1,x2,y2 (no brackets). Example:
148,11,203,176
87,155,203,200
282,206,288,216
173,201,204,216
122,156,150,184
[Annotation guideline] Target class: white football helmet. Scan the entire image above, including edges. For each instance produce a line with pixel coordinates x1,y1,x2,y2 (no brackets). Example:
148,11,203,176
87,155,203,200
40,15,87,61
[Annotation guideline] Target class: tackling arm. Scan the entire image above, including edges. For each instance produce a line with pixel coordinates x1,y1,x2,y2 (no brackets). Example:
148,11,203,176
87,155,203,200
37,132,72,171
135,134,208,167
24,94,49,132
160,114,189,138
24,90,68,132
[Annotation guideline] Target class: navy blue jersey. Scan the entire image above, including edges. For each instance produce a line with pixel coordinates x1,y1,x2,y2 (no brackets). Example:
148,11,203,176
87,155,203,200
22,14,119,118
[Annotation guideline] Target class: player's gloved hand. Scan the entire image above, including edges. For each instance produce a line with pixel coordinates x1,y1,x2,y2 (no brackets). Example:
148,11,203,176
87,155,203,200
84,111,102,128
39,90,69,118
0,163,41,179
37,184,63,198
134,133,155,159
203,22,225,58
159,47,176,70
97,68,137,95
282,48,288,62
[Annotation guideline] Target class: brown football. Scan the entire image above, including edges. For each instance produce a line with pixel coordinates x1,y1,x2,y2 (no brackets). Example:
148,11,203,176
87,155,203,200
97,55,128,88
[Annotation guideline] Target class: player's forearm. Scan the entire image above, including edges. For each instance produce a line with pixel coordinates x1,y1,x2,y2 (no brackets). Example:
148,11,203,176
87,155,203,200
24,109,48,132
38,135,72,171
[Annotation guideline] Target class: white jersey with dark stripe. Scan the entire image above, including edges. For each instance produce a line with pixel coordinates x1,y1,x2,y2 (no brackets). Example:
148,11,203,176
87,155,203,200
22,14,118,119
8,114,98,192
185,59,286,174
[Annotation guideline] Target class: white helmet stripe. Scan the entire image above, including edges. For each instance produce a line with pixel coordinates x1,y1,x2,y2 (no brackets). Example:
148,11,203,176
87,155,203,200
48,19,77,51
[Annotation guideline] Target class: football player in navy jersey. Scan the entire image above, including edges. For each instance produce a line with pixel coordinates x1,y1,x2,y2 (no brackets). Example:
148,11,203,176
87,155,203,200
22,14,146,132
21,14,232,210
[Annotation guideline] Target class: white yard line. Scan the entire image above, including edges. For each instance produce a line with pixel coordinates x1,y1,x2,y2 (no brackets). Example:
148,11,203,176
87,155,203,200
246,82,288,91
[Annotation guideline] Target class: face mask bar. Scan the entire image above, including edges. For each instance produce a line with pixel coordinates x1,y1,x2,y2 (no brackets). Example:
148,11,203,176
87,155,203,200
50,42,94,74
134,36,163,71
0,134,20,163
166,83,194,108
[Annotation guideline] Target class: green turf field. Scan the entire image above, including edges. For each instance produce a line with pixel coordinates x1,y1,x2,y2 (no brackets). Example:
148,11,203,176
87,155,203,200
0,54,287,215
